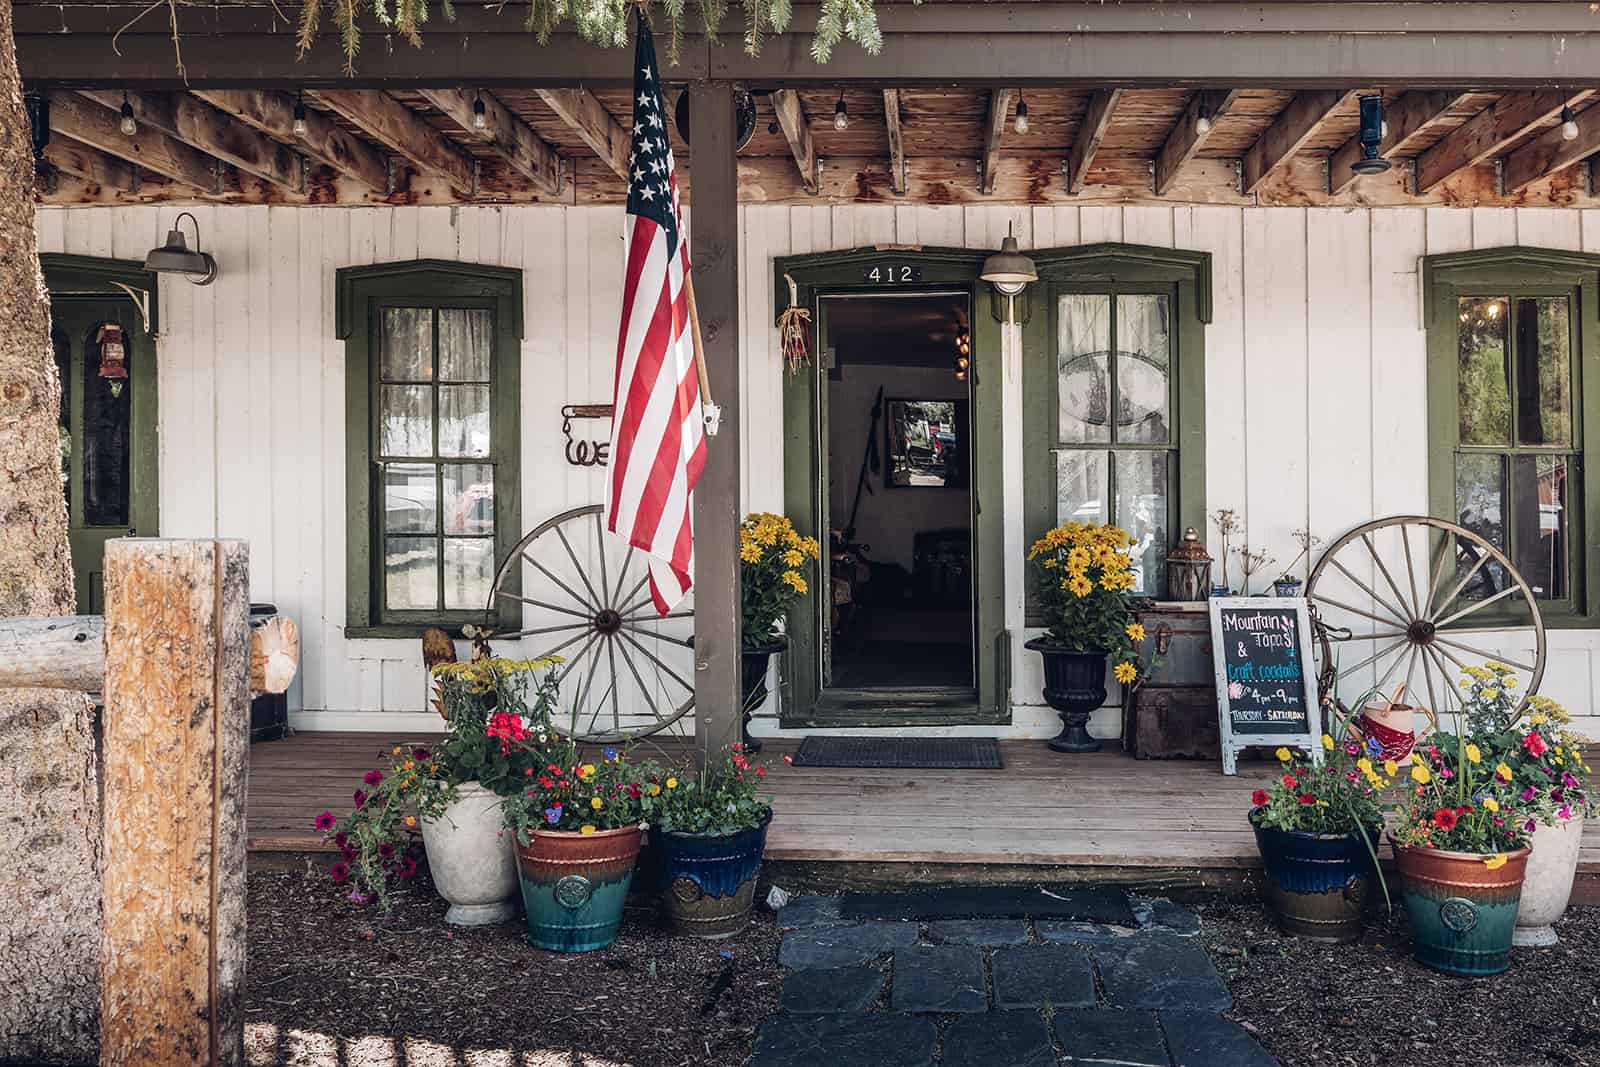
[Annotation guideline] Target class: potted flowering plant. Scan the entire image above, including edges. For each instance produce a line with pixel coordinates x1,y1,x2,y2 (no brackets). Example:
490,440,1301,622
1247,723,1390,943
644,744,775,938
314,746,431,908
738,512,822,751
1024,522,1142,752
1449,664,1594,947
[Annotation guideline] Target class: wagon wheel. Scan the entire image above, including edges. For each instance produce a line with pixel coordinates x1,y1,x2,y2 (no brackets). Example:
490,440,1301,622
1305,515,1545,723
485,504,695,743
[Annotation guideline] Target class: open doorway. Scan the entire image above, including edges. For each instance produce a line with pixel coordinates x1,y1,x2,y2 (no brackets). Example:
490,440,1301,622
823,293,974,691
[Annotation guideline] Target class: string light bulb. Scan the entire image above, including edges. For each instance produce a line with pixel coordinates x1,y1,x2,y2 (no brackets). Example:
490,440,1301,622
472,93,488,132
1013,93,1030,135
1195,105,1212,136
292,91,309,138
1561,105,1580,142
833,91,849,132
119,92,137,136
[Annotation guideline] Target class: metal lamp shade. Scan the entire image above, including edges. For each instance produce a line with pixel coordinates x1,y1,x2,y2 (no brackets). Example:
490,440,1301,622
144,229,218,285
980,234,1038,295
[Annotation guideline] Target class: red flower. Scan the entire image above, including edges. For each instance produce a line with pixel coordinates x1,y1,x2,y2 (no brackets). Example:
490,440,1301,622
412,747,432,761
353,789,368,809
486,712,527,743
627,783,642,799
1432,808,1459,831
314,811,337,832
1523,731,1550,757
756,767,767,777
329,861,350,883
362,769,384,787
1251,789,1270,806
397,856,418,878
539,777,555,789
782,755,794,764
1297,793,1316,805
1282,774,1298,789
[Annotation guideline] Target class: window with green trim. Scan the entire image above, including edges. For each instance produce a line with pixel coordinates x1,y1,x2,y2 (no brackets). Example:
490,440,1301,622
339,261,522,635
1425,248,1600,625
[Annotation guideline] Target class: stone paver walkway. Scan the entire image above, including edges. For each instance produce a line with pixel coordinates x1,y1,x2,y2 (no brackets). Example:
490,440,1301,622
754,886,1276,1067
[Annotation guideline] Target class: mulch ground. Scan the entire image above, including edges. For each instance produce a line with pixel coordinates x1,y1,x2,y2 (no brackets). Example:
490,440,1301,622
1199,900,1600,1067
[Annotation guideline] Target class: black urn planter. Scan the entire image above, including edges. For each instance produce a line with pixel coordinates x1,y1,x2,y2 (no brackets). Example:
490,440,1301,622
739,636,787,753
1024,639,1106,753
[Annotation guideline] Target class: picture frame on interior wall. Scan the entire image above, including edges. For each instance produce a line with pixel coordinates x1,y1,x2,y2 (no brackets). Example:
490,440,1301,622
884,397,970,489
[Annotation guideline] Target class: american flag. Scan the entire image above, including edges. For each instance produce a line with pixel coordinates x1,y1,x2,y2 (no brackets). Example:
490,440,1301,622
606,12,706,614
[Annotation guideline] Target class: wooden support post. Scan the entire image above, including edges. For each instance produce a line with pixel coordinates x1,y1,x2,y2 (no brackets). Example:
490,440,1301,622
688,82,742,768
100,539,250,1067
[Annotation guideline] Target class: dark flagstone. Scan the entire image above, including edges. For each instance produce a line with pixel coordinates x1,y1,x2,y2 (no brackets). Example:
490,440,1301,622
777,895,844,929
1161,1009,1280,1066
1098,936,1232,1012
1036,920,1147,947
943,1011,1056,1067
839,886,1136,925
777,965,885,1014
1053,1007,1169,1066
778,922,920,969
991,945,1096,1009
1132,897,1202,937
752,1013,939,1067
890,945,988,1014
927,919,1030,946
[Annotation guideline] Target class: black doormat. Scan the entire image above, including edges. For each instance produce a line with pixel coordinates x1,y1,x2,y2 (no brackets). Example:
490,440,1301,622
791,736,1003,770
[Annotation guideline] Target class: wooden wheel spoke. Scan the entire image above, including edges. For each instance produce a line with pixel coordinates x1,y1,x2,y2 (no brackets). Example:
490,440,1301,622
618,629,694,694
1399,527,1423,620
1309,591,1410,630
1376,642,1410,689
617,577,652,618
616,636,663,723
620,622,694,649
517,555,596,616
1327,629,1409,643
497,590,592,620
1327,558,1411,628
1362,532,1419,626
533,626,595,663
1432,584,1519,629
605,636,622,733
1421,527,1453,620
495,621,589,640
1341,637,1409,677
609,545,636,611
1423,645,1463,712
1419,640,1442,718
623,609,695,623
593,513,612,617
1403,644,1420,699
553,525,604,612
575,638,605,717
1431,636,1535,673
554,632,600,687
1429,548,1490,623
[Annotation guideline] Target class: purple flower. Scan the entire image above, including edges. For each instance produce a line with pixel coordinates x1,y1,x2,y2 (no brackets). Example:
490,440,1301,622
603,746,619,761
1521,786,1538,801
412,747,431,761
348,887,372,904
314,811,337,832
341,845,357,862
1563,772,1580,789
353,789,368,809
1552,789,1566,803
1523,819,1538,833
1365,737,1384,757
544,807,562,825
1558,805,1574,820
363,769,384,787
398,856,419,878
333,832,349,849
329,861,350,883
378,842,395,859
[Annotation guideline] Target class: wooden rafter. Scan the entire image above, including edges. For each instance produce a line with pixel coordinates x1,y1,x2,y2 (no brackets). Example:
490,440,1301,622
81,89,300,191
194,89,390,192
417,88,563,196
1154,89,1238,197
314,89,479,194
49,92,221,192
883,90,906,196
42,139,138,192
1064,89,1122,195
1241,89,1355,193
769,90,818,195
536,89,630,180
981,88,1015,196
1415,90,1592,193
1503,98,1600,193
1327,90,1470,194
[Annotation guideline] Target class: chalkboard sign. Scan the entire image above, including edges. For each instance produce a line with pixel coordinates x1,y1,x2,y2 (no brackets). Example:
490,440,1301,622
1208,597,1323,775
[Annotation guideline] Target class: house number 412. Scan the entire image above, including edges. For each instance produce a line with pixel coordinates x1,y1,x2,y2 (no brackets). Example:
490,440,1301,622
862,263,923,284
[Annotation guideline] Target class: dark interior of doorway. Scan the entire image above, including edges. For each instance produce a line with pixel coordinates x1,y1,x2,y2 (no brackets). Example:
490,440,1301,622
825,293,974,691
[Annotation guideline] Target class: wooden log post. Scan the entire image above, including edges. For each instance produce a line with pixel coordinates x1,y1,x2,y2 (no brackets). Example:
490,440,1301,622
100,539,250,1067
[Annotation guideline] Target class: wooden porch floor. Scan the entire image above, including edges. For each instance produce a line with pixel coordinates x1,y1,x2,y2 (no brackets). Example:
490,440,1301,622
249,733,1600,897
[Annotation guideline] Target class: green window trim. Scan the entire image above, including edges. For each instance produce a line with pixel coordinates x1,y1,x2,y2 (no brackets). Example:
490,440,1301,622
1022,244,1211,623
338,260,523,638
1424,245,1600,629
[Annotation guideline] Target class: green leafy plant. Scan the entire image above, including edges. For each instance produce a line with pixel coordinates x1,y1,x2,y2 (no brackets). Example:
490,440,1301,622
1027,521,1143,683
1250,727,1389,838
740,511,822,649
645,744,773,836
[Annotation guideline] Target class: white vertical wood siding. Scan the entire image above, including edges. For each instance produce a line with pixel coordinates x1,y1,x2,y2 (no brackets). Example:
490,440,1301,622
34,204,1600,740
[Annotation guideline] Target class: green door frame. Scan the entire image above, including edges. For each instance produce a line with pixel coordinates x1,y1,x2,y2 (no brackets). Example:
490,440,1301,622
773,247,1008,727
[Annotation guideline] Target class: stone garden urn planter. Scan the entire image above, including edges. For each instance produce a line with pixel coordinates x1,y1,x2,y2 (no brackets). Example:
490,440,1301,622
739,637,787,753
1024,640,1105,753
419,781,518,926
1514,814,1586,947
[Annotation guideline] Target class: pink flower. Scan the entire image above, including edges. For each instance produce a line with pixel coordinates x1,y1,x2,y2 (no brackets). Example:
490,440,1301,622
1558,805,1574,820
363,769,384,786
1521,786,1538,801
1523,731,1550,757
1523,819,1538,832
329,861,350,883
333,832,349,848
353,789,368,809
314,811,337,832
347,887,372,904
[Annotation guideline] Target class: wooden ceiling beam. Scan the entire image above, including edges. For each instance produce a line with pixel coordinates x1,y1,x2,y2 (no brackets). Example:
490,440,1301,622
417,88,563,196
49,92,221,192
41,139,139,193
883,89,907,196
1064,89,1122,195
80,89,301,190
194,89,390,191
1241,89,1354,194
1154,89,1239,197
1503,100,1600,194
981,88,1015,196
315,89,479,194
535,89,630,180
769,90,819,195
1327,90,1470,194
1415,89,1593,193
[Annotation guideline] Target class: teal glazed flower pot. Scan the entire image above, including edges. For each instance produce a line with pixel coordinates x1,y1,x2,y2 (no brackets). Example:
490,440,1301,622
653,810,773,938
1250,810,1379,943
1393,841,1531,975
514,824,643,952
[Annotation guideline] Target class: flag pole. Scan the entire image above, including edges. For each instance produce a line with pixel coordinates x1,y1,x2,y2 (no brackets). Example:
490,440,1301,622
684,272,720,436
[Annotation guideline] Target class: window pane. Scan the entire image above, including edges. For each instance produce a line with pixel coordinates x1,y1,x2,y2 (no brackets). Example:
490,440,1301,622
439,385,491,457
443,463,494,535
1057,294,1112,444
381,307,433,381
439,309,492,382
1116,295,1170,445
385,536,439,610
1116,450,1169,597
384,463,437,534
1457,297,1510,446
1513,296,1572,447
1510,454,1571,600
1454,453,1511,602
1056,450,1108,526
444,538,495,610
81,325,130,526
53,329,71,508
380,384,433,457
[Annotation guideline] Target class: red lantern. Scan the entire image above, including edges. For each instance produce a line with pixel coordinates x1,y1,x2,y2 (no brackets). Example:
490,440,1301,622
96,323,128,397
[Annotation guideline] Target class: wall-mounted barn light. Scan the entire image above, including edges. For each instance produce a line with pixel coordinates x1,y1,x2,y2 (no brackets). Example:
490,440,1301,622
144,212,218,286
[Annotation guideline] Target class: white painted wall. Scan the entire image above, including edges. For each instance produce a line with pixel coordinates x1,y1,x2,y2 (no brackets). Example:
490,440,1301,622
34,203,1600,741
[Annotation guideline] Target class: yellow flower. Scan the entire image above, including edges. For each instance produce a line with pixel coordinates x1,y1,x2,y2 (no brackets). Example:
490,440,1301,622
646,783,661,796
590,796,604,810
1066,547,1091,573
1481,689,1499,701
392,745,403,756
1411,764,1432,785
1356,757,1374,776
1482,797,1500,813
1483,852,1508,870
1125,623,1146,643
1531,714,1549,725
783,549,804,567
1275,747,1293,763
1384,759,1399,777
1495,762,1513,782
1321,734,1335,751
1113,661,1138,684
580,825,597,835
1503,676,1518,688
1465,743,1482,764
578,764,595,778
782,570,808,594
740,542,763,563
404,815,417,828
1067,576,1093,598
666,777,679,789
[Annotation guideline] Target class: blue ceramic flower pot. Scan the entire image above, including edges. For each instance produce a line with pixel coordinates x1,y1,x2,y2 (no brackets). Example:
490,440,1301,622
1251,809,1380,943
652,810,772,938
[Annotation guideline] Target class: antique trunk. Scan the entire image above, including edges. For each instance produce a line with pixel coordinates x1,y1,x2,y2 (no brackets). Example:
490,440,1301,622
1122,603,1220,759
